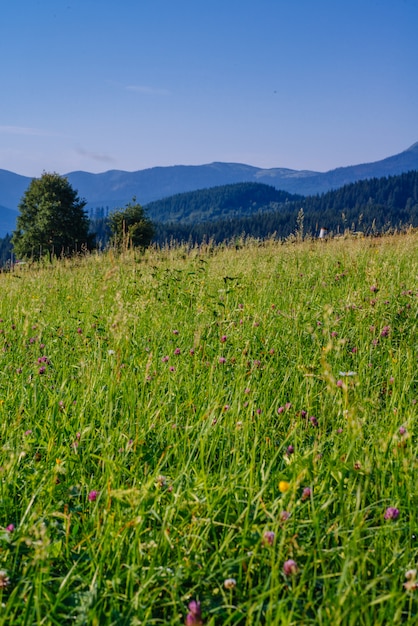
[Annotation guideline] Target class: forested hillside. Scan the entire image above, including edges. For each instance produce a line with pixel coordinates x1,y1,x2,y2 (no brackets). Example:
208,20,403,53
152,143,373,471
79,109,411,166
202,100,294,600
145,182,303,223
2,170,418,263
154,170,418,244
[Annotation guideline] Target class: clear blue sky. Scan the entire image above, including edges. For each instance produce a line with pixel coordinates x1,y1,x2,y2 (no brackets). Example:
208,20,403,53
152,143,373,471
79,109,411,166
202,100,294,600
1,0,417,177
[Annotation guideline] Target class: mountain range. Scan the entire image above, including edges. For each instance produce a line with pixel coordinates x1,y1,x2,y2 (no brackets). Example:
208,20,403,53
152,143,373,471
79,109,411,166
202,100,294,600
0,141,418,238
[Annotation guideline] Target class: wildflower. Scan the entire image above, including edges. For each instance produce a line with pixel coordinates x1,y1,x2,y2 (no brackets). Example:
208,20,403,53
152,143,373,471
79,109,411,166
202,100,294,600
6,524,15,532
301,487,312,501
399,426,407,436
174,348,181,355
280,511,291,522
0,570,10,588
224,578,237,590
77,328,82,334
156,475,167,488
88,490,99,502
300,410,307,418
337,380,343,387
286,445,294,456
263,530,275,546
220,335,227,342
38,366,46,375
189,348,195,355
173,329,179,335
161,355,169,362
218,357,226,364
404,570,418,591
277,406,285,414
339,371,357,377
309,416,318,427
381,326,390,337
169,366,175,372
279,480,290,493
370,285,379,293
384,507,399,520
283,559,298,576
185,600,203,626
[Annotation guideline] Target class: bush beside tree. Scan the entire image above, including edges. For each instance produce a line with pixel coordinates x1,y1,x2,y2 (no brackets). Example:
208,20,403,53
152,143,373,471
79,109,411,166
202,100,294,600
108,198,154,249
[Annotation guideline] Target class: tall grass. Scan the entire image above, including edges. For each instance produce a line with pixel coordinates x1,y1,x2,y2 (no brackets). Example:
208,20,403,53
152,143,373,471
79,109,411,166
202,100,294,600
0,233,417,625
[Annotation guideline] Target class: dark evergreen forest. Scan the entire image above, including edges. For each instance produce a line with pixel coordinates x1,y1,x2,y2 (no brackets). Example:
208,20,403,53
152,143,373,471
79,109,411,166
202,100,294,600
152,170,418,244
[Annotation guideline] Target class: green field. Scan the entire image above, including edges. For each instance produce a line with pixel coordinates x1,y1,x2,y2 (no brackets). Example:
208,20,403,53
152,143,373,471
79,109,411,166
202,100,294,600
0,233,417,625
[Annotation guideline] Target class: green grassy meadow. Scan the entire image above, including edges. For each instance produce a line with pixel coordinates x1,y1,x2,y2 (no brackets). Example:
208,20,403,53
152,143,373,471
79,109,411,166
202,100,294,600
0,233,417,625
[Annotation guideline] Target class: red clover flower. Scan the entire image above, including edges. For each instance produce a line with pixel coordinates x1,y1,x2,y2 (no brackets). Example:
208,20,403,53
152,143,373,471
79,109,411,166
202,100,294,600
283,559,298,576
384,507,399,520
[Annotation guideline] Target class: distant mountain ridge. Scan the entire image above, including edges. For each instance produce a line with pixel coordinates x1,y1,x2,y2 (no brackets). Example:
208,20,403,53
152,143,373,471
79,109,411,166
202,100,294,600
0,141,417,237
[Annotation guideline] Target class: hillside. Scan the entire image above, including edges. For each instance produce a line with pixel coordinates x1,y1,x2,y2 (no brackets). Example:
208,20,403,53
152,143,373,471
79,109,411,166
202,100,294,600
144,183,303,223
1,141,418,237
153,170,418,244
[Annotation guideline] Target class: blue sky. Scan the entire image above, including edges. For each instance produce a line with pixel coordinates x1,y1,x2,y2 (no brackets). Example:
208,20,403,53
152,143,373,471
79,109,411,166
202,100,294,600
1,0,417,176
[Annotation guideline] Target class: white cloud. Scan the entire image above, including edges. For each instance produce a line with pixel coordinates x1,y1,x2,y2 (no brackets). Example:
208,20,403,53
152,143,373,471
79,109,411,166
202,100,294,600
0,125,51,136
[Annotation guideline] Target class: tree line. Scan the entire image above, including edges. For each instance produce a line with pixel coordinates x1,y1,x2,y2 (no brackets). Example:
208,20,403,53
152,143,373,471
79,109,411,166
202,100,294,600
1,170,417,266
151,170,418,245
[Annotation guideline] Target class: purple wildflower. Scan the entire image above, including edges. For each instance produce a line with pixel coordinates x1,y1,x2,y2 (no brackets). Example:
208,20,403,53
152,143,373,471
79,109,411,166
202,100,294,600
301,487,312,501
262,530,275,546
6,524,15,532
88,490,99,502
310,416,318,427
220,335,227,343
283,559,298,576
174,348,181,355
381,325,390,337
185,600,203,626
384,507,399,520
218,357,226,364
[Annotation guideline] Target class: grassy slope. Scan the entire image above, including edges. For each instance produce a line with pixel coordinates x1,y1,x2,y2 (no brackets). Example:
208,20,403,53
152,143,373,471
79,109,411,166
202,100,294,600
0,233,417,625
